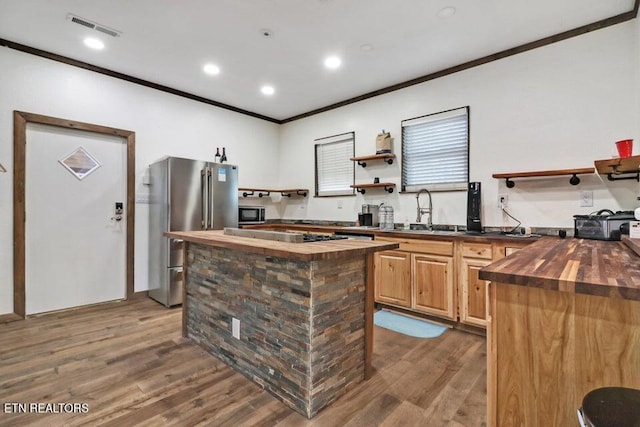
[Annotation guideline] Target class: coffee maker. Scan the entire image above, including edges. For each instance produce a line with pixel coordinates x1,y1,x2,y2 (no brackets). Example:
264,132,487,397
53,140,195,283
359,204,380,227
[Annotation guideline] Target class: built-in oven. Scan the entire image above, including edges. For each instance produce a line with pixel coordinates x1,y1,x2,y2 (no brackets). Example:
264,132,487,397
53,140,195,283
238,205,266,224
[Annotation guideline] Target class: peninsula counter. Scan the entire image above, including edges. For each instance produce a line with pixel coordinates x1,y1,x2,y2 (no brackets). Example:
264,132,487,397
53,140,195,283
480,236,640,426
165,230,398,418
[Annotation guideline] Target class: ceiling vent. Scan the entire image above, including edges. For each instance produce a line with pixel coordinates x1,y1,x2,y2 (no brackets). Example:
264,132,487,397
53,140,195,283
66,13,122,37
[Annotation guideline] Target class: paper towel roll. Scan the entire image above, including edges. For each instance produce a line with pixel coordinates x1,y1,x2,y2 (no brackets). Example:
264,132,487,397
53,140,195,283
635,207,640,220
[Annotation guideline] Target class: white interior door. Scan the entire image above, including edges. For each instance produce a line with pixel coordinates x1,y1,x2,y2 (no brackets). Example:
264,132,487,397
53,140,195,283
25,123,127,315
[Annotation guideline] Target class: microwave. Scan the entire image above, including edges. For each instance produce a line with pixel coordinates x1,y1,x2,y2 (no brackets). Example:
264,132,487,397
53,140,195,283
238,206,266,224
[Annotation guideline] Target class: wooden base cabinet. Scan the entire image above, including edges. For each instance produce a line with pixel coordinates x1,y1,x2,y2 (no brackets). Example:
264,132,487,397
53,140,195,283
374,237,454,318
374,250,411,307
458,242,493,327
459,258,491,327
374,237,533,327
412,254,455,319
488,282,640,426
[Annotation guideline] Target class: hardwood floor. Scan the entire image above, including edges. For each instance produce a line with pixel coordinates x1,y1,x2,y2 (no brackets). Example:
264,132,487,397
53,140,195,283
0,298,486,426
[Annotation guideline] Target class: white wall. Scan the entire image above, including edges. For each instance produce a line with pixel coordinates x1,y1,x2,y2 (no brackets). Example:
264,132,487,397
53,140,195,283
278,19,640,229
1,18,640,316
0,47,280,315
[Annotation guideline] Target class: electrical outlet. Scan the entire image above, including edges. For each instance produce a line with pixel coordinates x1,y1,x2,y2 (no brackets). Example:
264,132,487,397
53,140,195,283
337,200,343,209
498,194,508,209
580,190,593,207
232,317,240,339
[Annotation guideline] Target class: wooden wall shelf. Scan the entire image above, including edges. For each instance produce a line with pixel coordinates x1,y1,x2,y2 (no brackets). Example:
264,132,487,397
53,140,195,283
351,183,395,194
594,155,640,182
239,187,308,197
492,167,595,188
350,153,395,167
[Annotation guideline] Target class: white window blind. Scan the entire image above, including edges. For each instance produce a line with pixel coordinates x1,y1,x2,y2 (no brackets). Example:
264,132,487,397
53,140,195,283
315,132,354,196
402,107,469,192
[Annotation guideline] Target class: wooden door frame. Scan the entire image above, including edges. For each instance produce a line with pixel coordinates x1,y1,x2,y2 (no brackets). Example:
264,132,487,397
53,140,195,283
13,111,135,318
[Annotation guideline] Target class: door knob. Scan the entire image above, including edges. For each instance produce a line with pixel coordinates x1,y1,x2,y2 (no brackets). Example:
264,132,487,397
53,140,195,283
111,202,123,221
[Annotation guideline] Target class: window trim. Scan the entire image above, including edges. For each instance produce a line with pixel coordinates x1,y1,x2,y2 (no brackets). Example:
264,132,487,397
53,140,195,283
314,131,356,197
400,106,470,193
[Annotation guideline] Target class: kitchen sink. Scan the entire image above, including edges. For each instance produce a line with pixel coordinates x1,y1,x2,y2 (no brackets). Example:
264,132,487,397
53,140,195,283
401,228,462,235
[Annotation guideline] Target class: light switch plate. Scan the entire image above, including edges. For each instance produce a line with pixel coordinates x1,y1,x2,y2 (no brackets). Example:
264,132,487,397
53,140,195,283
232,317,240,339
580,190,593,207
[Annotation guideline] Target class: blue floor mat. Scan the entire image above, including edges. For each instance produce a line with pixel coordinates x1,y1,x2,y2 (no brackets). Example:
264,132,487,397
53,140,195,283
374,310,448,338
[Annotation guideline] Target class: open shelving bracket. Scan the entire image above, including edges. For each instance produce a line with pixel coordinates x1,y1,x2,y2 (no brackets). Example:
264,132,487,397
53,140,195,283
351,153,396,168
281,190,308,197
241,190,270,197
606,165,640,182
356,185,394,194
503,173,583,188
351,182,396,194
357,158,394,168
494,167,594,188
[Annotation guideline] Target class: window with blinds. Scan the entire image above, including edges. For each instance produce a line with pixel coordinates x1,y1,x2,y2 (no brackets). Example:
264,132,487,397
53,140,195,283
315,132,355,197
401,106,469,192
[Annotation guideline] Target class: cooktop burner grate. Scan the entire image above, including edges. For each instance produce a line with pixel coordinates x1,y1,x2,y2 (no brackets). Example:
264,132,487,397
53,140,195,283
301,233,348,243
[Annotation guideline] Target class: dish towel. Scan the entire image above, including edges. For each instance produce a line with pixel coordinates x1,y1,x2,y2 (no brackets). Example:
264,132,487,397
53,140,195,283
374,310,448,338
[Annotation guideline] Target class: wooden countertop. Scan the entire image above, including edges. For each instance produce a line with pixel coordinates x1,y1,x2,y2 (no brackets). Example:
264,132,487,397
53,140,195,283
165,230,399,261
479,236,640,301
242,223,540,243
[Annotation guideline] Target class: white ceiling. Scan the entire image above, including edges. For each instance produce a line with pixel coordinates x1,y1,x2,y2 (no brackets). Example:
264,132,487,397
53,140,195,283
0,0,635,121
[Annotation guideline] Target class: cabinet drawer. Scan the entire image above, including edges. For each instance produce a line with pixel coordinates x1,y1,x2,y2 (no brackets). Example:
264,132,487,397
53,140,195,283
376,236,453,256
505,246,522,257
461,242,493,260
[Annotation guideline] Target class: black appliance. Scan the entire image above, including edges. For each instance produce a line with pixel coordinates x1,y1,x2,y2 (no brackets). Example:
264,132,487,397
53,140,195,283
466,182,483,233
573,209,634,241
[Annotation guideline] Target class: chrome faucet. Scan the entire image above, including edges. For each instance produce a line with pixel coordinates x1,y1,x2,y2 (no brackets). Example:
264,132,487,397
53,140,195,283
416,188,433,230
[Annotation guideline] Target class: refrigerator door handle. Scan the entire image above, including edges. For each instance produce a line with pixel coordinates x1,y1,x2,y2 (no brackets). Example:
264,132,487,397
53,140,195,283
201,168,209,229
208,167,214,229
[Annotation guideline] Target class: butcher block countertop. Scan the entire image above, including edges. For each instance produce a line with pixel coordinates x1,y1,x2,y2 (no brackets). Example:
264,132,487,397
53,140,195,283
479,236,640,301
165,230,399,261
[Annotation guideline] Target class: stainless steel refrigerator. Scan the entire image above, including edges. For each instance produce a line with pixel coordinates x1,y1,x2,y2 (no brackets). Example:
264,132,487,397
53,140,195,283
148,156,238,307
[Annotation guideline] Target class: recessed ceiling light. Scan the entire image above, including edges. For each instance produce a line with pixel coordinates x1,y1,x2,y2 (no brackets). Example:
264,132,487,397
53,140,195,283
438,6,456,18
83,37,104,50
203,64,220,75
261,85,275,96
324,56,341,70
360,44,374,52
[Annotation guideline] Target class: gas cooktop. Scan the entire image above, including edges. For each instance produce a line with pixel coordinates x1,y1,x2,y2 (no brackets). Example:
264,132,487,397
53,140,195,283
301,233,349,243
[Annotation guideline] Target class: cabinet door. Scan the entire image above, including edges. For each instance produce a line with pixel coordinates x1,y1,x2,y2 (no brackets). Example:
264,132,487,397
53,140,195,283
412,254,455,319
374,250,411,307
460,258,491,327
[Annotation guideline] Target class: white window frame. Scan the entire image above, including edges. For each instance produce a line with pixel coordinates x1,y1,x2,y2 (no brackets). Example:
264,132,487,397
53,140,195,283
314,132,355,197
401,106,469,192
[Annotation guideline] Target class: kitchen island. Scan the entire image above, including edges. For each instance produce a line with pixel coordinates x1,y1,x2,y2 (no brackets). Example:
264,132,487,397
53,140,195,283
480,236,640,426
165,230,398,418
